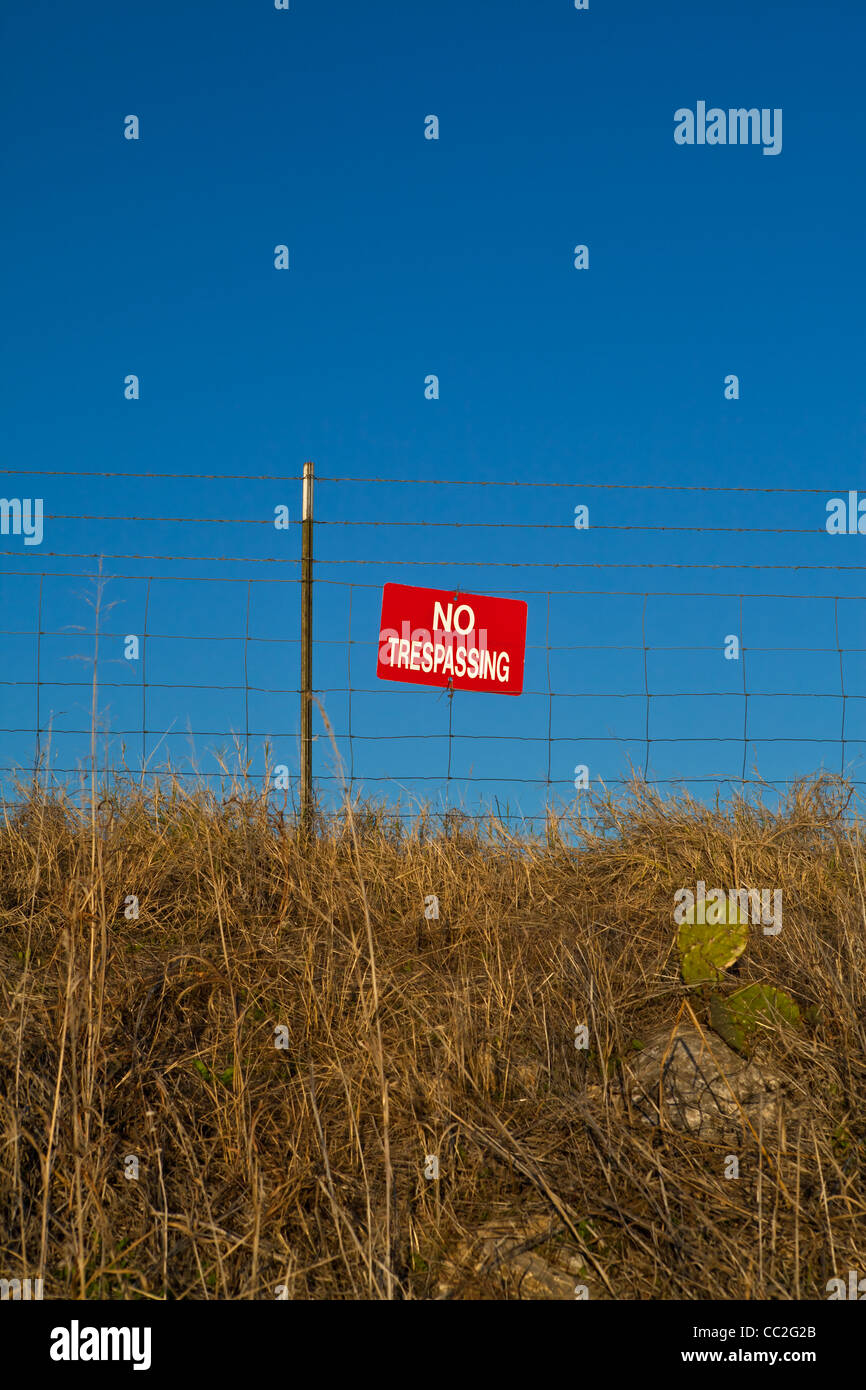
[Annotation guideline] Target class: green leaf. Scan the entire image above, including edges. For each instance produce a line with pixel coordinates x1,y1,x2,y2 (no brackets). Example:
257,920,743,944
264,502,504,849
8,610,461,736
710,983,801,1053
678,902,749,986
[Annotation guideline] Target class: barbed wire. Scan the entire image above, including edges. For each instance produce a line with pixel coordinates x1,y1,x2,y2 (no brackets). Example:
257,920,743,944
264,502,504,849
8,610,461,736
1,729,855,742
0,470,302,481
7,553,863,572
5,767,862,789
46,514,287,525
315,476,841,493
0,682,861,699
0,551,299,564
2,626,864,656
2,471,838,491
23,514,844,534
2,570,863,600
313,558,866,571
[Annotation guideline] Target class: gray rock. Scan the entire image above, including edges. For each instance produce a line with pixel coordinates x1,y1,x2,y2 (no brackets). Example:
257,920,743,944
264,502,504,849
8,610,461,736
626,1022,781,1141
436,1215,588,1300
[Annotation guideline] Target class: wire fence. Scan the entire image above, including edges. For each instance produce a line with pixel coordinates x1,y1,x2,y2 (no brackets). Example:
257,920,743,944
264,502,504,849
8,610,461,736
1,471,863,823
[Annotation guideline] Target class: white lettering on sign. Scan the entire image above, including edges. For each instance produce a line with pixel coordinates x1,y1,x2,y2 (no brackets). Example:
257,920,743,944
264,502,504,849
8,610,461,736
384,627,510,683
432,601,475,634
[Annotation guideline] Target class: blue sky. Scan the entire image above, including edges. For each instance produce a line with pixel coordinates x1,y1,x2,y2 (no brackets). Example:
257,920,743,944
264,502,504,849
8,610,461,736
1,0,864,821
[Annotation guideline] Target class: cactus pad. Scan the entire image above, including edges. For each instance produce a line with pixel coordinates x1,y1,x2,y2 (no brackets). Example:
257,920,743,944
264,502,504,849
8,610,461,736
710,983,801,1054
677,903,749,986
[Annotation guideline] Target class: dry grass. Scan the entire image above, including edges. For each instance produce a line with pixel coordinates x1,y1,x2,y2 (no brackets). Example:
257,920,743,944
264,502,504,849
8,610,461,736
1,770,864,1300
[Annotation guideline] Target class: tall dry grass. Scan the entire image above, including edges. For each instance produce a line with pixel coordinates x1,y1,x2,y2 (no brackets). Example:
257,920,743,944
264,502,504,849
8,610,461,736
0,771,864,1299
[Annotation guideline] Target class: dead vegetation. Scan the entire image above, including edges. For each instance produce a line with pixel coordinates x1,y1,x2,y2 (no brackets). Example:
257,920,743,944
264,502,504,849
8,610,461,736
0,771,864,1299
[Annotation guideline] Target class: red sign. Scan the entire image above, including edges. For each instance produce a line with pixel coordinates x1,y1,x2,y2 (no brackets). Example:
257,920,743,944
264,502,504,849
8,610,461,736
376,583,528,696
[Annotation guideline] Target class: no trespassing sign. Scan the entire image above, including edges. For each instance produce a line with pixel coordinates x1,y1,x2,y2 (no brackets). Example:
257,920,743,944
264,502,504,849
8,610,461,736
376,583,528,696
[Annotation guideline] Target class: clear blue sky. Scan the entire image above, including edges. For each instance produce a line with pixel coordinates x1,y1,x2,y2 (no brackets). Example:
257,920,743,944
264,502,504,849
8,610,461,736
1,0,864,821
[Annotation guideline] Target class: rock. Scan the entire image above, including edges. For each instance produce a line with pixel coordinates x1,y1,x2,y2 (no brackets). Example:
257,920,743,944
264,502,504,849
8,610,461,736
435,1215,586,1300
626,1022,781,1142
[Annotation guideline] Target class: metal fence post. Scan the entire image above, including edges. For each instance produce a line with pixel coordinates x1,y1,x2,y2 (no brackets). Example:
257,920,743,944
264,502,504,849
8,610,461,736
300,459,315,831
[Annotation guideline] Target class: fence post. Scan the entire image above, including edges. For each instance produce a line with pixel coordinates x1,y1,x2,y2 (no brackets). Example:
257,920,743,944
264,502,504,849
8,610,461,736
300,459,315,831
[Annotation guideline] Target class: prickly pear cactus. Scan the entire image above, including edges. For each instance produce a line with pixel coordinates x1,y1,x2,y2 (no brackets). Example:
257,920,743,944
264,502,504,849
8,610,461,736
677,903,749,987
710,983,801,1054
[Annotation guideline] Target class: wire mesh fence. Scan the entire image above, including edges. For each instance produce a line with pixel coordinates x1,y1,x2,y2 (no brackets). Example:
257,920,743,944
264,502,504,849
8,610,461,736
1,470,863,823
